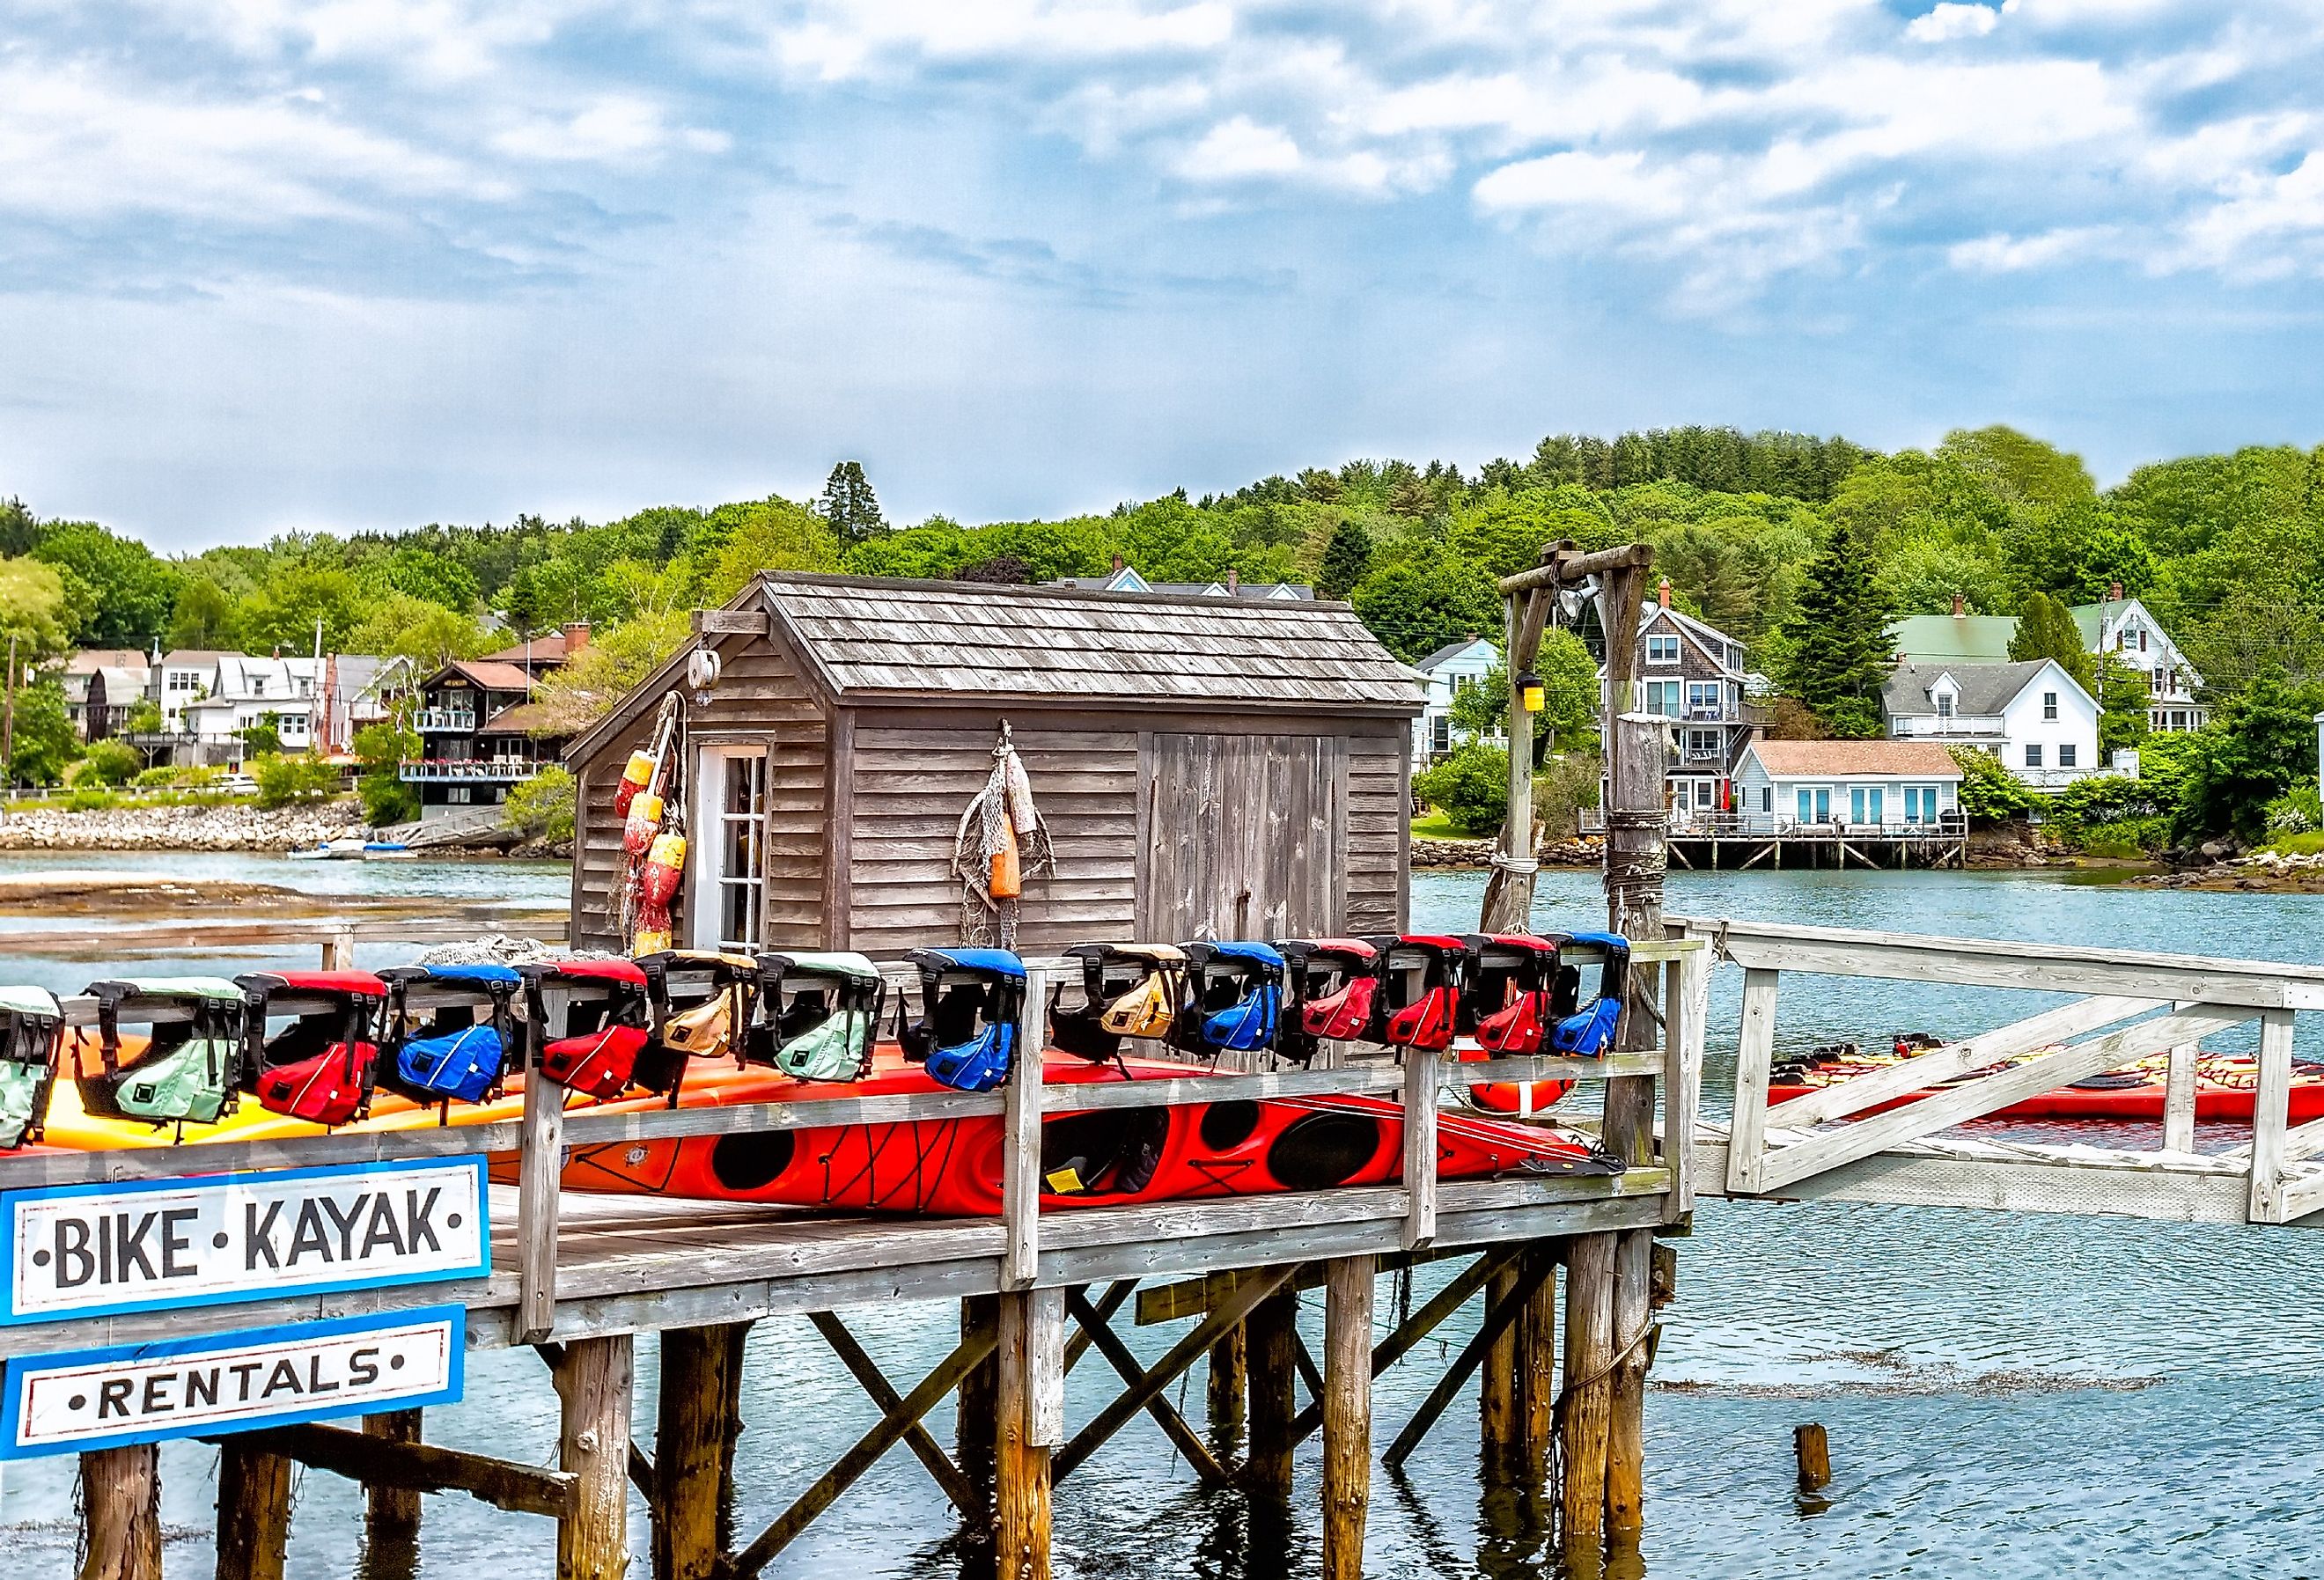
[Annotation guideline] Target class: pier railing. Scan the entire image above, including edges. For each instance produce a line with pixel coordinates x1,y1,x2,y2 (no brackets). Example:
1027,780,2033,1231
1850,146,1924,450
0,934,1708,1353
1681,917,2324,1226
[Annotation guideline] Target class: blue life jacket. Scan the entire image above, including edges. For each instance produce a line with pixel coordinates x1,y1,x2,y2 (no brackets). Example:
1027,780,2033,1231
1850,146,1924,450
1179,942,1285,1056
380,964,520,1105
1548,933,1630,1056
900,949,1026,1093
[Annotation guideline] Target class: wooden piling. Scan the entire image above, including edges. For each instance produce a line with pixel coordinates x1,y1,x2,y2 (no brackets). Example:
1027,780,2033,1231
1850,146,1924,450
363,1410,424,1545
554,1334,635,1580
1321,1256,1376,1580
719,1320,751,1554
655,1325,746,1580
1559,1231,1616,1546
1245,1285,1301,1502
1208,1322,1247,1436
995,1290,1057,1580
959,1293,1000,1525
215,1438,293,1580
1479,1260,1522,1471
1606,1229,1653,1534
1795,1423,1831,1492
1521,1244,1561,1474
77,1444,160,1580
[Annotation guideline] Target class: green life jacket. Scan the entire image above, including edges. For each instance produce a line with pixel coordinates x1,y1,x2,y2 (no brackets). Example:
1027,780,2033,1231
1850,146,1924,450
82,977,244,1127
756,952,885,1082
0,985,62,1149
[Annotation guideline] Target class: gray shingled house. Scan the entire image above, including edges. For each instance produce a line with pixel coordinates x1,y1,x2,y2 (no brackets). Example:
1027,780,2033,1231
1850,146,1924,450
562,572,1421,956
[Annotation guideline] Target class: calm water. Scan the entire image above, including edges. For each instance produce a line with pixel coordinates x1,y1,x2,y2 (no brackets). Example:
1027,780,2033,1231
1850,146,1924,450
5,859,2324,1577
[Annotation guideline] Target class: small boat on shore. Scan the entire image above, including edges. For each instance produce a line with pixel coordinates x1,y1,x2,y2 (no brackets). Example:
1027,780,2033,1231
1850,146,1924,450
288,838,412,861
1768,1039,2324,1124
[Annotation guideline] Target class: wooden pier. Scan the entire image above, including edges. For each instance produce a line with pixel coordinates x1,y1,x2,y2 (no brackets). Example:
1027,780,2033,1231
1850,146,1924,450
12,929,1707,1580
1664,823,1967,871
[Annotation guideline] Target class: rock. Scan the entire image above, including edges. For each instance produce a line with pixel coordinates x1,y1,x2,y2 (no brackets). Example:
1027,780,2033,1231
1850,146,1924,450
0,798,361,853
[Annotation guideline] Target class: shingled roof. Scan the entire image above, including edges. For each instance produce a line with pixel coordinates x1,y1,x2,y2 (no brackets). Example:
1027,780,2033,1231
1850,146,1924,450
755,573,1419,711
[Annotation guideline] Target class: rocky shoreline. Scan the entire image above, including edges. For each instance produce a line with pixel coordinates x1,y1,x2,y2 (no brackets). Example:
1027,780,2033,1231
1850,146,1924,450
0,801,365,851
1412,834,1602,870
2129,849,2324,893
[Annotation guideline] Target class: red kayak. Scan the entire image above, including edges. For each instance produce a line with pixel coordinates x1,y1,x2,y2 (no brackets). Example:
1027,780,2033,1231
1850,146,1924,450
1768,1050,2324,1123
544,1047,1619,1214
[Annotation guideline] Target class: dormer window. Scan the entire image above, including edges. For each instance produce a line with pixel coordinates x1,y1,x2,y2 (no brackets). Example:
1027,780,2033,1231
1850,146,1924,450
1935,692,1954,719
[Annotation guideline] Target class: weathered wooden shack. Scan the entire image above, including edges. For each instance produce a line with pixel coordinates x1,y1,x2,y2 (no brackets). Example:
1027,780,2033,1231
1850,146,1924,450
563,572,1420,955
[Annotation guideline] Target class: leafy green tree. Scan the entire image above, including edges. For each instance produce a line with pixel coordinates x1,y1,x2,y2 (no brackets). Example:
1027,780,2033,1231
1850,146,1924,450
531,608,692,734
2173,672,2324,842
352,719,419,825
380,546,481,611
1777,518,1891,738
239,563,362,653
1947,745,2035,822
1412,741,1508,835
253,752,342,809
2007,592,2094,689
4,681,78,786
1349,560,1500,664
702,496,842,603
818,461,886,545
347,593,490,669
30,524,180,648
125,698,162,734
0,557,71,660
504,764,577,844
2093,652,2151,757
167,576,239,650
1316,521,1373,600
76,739,142,786
239,711,285,758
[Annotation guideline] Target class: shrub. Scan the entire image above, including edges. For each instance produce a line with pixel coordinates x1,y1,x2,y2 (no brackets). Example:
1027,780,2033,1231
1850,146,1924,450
1413,741,1510,836
1533,751,1603,840
1947,745,2034,822
75,740,143,787
131,765,176,789
503,765,577,844
252,752,343,809
2265,782,2324,841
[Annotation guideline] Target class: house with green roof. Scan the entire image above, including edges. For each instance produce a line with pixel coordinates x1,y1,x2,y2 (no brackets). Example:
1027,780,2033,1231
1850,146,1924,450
1888,586,2206,732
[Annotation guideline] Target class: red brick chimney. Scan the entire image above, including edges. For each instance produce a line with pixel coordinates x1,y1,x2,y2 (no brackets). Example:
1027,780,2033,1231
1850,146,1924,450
1657,577,1672,608
2107,581,2124,601
1227,567,1239,594
1952,593,1965,617
1111,553,1124,573
562,621,591,655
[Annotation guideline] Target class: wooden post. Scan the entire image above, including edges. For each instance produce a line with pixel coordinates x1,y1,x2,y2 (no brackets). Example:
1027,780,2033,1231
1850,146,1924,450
1000,969,1045,1290
555,1334,635,1580
1559,1231,1615,1547
1401,1040,1439,1250
718,1320,750,1554
1245,1285,1300,1502
1321,1256,1376,1580
215,1438,293,1580
516,1007,563,1343
1207,1322,1247,1437
1479,585,1544,934
77,1444,160,1580
1479,1260,1521,1471
363,1410,425,1547
320,924,357,971
655,1325,746,1580
2162,1043,2198,1154
995,1289,1060,1580
1520,1244,1560,1474
959,1292,999,1525
1607,1227,1652,1534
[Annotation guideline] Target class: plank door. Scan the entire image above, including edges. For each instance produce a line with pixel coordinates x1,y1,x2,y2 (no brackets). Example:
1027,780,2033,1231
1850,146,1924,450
1137,732,1347,941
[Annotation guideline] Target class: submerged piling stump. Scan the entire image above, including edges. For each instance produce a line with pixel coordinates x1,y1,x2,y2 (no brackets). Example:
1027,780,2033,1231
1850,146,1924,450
1607,1230,1653,1534
1480,1260,1522,1472
1521,1243,1561,1476
554,1334,635,1580
1322,1256,1376,1580
215,1438,292,1580
77,1444,161,1580
959,1293,1000,1527
1208,1322,1247,1438
363,1410,424,1547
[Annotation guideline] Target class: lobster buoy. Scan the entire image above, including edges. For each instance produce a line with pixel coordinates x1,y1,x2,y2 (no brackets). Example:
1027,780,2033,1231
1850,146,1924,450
989,818,1022,900
623,791,665,858
632,831,688,957
613,751,656,819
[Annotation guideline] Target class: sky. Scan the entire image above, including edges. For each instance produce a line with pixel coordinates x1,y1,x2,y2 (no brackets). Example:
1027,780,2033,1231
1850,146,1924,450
4,0,2324,547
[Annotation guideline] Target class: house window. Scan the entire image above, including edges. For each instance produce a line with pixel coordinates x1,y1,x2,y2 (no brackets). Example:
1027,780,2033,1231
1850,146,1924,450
2059,744,2078,768
1935,692,1954,719
695,748,767,952
1686,729,1720,758
1646,635,1680,665
1760,786,1773,813
1796,786,1832,824
1850,785,1884,824
2026,745,2043,768
2139,629,2148,652
1452,673,1478,694
1687,680,1722,717
1903,785,1938,823
1644,680,1682,717
2042,691,2058,720
1430,716,1452,754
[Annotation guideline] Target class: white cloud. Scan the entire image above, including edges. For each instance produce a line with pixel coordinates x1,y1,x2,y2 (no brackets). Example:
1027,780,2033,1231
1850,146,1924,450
1907,4,2002,43
1949,226,2109,271
491,97,727,164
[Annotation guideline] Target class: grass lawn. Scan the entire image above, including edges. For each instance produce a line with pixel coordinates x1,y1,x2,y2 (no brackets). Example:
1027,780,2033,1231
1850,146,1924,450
1410,811,1471,841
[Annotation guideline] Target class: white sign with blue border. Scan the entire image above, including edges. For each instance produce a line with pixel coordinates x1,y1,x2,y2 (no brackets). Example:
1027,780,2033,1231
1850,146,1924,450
2,1156,489,1325
1,1304,465,1458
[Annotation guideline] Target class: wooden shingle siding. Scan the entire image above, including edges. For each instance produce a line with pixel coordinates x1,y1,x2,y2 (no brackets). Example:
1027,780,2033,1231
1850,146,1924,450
1345,732,1407,935
844,724,1140,955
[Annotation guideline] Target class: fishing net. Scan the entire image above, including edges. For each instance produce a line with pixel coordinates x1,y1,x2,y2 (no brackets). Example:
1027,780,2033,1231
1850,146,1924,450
952,725,1055,948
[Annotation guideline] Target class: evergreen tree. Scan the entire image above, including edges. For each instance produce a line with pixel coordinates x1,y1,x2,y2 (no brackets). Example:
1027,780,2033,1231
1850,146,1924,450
1316,521,1374,600
1778,518,1892,738
818,461,886,545
2007,591,2093,688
